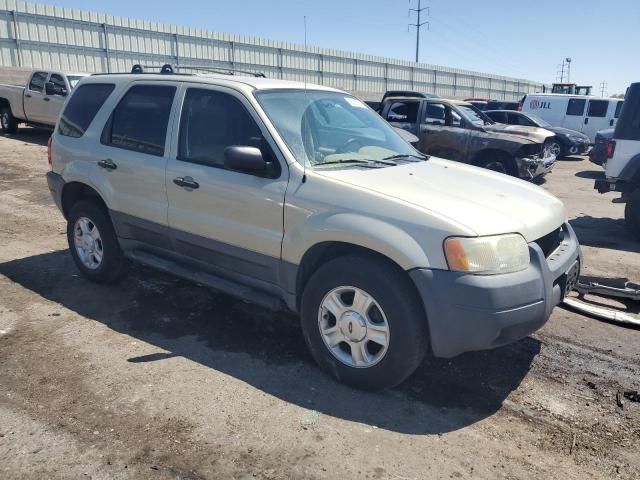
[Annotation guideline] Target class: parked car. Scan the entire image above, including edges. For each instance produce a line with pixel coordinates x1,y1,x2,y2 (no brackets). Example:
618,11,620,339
47,67,581,390
589,129,615,166
381,90,439,102
485,110,591,158
595,82,640,239
0,70,89,132
519,93,624,143
381,96,555,179
465,100,520,112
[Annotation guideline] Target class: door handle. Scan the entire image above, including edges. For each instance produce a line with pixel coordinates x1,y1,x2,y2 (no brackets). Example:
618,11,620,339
43,97,50,102
24,94,32,98
584,118,589,125
173,176,199,189
97,158,117,170
610,119,614,126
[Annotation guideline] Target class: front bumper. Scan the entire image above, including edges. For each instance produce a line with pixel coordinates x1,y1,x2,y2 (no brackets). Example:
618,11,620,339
46,171,65,214
409,222,581,358
516,154,556,179
566,139,590,155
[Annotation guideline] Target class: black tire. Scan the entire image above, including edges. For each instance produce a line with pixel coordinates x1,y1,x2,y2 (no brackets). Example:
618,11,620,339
67,199,129,284
300,255,428,390
476,153,517,177
625,189,640,240
0,106,18,134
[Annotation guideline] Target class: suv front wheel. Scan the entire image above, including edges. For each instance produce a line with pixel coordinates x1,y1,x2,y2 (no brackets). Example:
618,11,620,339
67,200,129,283
301,255,428,390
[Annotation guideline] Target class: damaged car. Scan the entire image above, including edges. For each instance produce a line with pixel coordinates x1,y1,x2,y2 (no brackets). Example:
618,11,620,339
381,96,556,179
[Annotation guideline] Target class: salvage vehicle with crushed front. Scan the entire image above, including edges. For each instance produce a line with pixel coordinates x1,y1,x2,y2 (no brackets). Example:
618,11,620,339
381,96,556,179
47,68,581,390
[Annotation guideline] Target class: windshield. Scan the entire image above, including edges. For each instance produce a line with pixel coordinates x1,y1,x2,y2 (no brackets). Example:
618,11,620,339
255,90,423,168
67,75,86,89
457,104,494,126
524,113,551,128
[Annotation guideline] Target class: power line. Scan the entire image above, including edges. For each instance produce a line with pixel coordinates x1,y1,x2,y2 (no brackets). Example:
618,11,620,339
409,0,429,63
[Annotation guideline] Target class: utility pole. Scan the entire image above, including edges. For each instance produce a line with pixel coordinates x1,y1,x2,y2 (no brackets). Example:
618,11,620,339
409,0,429,63
566,57,572,83
557,60,566,83
600,81,608,97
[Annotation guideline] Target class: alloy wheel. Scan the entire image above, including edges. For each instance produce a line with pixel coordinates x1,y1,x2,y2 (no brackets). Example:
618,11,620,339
73,216,104,270
318,286,390,368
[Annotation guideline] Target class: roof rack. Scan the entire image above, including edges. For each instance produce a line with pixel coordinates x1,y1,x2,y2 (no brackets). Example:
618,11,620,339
129,63,266,78
174,65,266,78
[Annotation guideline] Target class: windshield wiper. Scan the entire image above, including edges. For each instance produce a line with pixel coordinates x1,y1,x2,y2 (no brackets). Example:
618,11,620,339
316,158,396,168
382,153,428,162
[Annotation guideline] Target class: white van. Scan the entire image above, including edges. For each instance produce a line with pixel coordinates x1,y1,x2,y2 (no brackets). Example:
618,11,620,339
520,94,624,143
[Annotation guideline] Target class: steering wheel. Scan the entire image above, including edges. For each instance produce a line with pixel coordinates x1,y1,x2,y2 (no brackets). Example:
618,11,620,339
337,137,363,154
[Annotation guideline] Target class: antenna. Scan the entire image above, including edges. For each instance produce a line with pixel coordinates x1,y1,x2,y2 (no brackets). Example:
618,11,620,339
302,15,308,183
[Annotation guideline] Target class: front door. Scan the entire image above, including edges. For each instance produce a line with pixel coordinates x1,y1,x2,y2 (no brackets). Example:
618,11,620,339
88,82,178,248
43,73,69,125
419,102,470,162
166,84,288,286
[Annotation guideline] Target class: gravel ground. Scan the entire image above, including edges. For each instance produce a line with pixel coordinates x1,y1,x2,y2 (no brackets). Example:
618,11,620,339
0,129,638,480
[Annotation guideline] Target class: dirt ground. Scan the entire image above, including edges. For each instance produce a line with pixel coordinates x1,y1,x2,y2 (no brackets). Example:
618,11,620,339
0,129,638,480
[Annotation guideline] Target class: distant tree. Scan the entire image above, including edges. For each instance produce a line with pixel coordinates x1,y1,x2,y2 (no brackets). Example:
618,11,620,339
611,93,625,99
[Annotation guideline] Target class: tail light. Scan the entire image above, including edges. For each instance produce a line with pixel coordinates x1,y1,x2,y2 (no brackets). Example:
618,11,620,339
47,136,53,166
606,139,616,159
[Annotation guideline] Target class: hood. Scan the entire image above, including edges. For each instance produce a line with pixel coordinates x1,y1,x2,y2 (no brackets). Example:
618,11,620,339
484,123,555,143
318,158,566,242
547,126,590,140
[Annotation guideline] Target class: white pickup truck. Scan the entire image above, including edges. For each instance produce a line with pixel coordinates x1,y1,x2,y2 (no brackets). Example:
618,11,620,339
0,70,88,133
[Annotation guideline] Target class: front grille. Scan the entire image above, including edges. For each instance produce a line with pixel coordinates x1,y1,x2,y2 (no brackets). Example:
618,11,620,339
534,227,563,258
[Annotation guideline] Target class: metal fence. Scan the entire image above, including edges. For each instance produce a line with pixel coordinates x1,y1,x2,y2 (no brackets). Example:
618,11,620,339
0,0,543,100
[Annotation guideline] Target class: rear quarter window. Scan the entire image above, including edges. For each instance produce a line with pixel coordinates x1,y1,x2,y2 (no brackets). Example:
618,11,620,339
58,83,115,138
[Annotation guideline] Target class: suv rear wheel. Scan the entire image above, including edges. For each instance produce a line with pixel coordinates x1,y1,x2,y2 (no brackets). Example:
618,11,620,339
67,200,129,283
300,255,428,390
625,188,640,240
0,106,18,134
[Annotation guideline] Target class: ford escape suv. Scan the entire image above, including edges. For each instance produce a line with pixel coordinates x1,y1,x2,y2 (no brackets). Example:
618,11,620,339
46,67,581,390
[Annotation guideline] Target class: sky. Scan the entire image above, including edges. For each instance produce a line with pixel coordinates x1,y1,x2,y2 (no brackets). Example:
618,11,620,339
49,0,639,95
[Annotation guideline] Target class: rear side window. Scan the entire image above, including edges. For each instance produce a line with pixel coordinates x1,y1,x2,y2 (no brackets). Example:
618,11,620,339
566,99,586,116
486,111,506,123
386,101,419,123
28,72,48,92
587,100,608,118
102,85,176,157
59,83,115,138
615,101,624,118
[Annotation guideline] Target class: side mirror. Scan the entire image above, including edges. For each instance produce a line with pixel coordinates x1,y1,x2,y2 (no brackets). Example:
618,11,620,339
224,146,268,175
45,82,66,96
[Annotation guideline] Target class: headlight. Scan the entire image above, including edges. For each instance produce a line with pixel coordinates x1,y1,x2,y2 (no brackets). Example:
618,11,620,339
444,234,530,275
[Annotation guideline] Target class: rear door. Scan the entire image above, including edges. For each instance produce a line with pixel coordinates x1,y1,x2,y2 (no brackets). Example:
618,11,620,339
23,71,49,124
166,84,288,285
88,81,179,249
419,102,470,161
583,99,610,142
562,98,587,133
